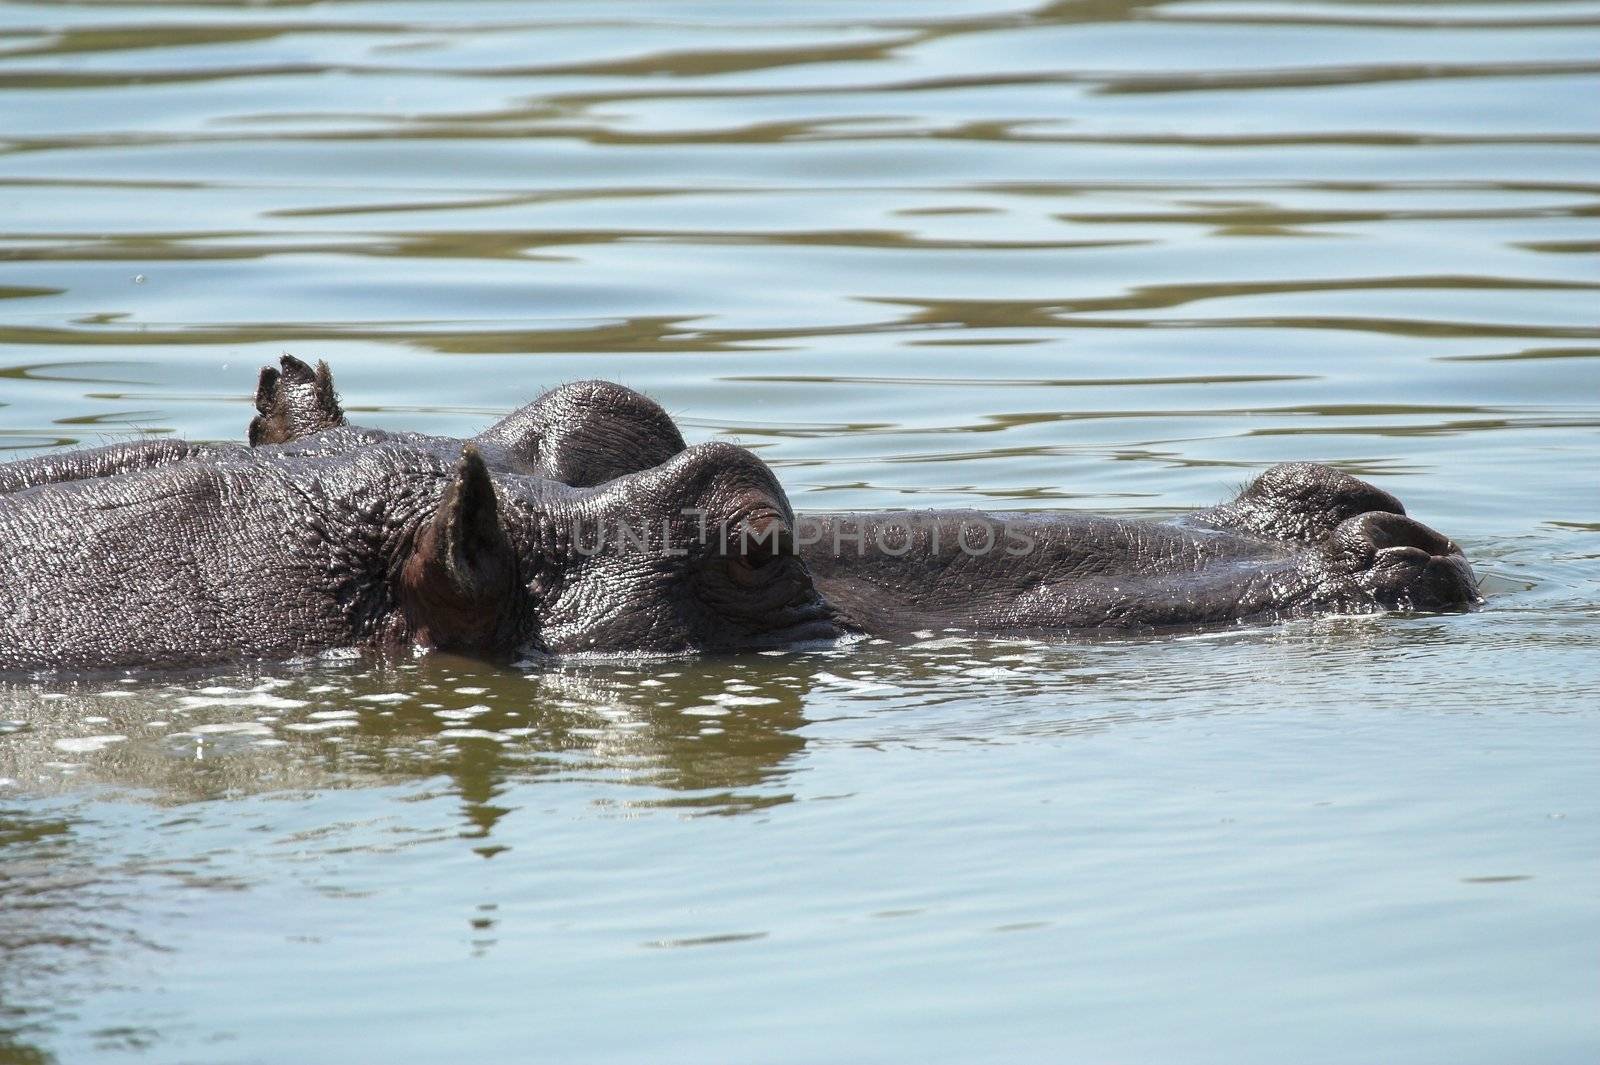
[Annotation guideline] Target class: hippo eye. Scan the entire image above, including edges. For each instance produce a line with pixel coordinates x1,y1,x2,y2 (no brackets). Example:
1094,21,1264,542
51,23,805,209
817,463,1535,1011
725,548,776,586
713,508,790,583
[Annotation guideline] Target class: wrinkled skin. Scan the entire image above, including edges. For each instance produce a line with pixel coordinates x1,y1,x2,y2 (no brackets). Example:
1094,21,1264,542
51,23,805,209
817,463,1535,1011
799,475,1475,635
0,438,833,671
0,357,1478,673
246,353,688,487
0,354,686,495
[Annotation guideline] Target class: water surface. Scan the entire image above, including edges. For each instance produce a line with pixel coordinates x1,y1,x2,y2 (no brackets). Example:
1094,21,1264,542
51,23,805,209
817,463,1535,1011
1,1,1597,1062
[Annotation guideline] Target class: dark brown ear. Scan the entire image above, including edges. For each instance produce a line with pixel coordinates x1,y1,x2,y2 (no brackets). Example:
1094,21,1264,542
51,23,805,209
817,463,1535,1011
399,446,519,654
249,354,345,445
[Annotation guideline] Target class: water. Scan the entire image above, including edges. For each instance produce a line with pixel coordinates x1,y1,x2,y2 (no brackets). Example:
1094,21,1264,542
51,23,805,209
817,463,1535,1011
1,1,1597,1061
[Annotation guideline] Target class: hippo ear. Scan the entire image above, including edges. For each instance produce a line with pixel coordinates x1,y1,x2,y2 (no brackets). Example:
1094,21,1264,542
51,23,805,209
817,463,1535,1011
249,354,345,446
399,446,519,652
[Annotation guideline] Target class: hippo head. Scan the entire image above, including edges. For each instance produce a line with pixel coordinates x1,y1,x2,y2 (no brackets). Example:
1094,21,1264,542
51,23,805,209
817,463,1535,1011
392,441,840,659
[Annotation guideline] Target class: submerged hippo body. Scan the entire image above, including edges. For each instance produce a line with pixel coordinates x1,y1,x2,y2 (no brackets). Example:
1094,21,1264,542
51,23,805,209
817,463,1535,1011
0,357,1478,673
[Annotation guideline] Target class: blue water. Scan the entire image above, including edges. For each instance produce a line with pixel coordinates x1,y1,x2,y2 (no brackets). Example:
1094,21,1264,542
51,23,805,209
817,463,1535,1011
1,1,1597,1062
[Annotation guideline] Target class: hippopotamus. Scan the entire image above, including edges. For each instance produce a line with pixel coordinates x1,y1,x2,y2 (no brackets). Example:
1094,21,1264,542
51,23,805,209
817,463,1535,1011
0,356,1479,673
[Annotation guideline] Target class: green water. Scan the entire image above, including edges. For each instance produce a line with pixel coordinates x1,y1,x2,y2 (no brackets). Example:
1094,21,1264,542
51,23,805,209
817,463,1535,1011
1,1,1597,1061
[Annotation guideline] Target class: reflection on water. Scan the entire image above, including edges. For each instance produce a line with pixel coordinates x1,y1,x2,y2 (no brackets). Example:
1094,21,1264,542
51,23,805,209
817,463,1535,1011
1,654,820,811
2,616,1597,1062
1,0,1598,1061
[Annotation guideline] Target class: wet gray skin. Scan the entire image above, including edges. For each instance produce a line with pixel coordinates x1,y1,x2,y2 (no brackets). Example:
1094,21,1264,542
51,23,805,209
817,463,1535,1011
0,436,833,671
0,357,1478,673
0,354,688,494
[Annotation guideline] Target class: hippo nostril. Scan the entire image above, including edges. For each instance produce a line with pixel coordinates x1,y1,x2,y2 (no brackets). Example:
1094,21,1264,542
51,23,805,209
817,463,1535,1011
1351,511,1455,557
1362,546,1480,610
1375,545,1431,569
1419,554,1482,608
